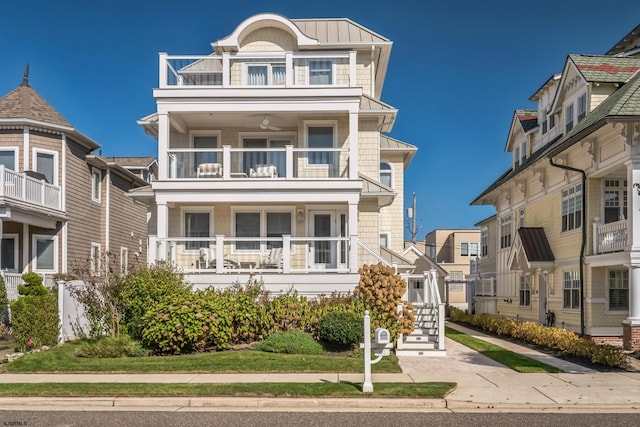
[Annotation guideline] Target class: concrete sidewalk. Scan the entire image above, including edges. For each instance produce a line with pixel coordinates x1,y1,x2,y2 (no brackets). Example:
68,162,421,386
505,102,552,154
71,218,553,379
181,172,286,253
2,321,640,411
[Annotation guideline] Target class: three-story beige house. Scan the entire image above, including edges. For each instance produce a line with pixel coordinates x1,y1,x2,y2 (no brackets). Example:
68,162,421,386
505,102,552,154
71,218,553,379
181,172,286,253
137,13,419,297
472,24,640,350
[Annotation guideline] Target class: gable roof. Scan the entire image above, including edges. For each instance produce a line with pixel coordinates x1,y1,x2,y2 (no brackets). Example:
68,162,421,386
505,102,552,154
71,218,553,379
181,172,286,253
110,156,157,168
401,243,448,276
0,83,71,127
606,24,640,57
569,54,640,83
504,109,538,152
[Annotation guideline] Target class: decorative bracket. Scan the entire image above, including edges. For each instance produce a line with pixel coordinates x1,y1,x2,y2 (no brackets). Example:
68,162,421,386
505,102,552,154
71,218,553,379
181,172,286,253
622,123,640,146
581,140,595,166
515,180,526,198
532,168,545,190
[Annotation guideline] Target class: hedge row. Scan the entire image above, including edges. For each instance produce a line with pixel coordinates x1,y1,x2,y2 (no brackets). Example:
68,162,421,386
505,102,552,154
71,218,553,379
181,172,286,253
448,307,627,368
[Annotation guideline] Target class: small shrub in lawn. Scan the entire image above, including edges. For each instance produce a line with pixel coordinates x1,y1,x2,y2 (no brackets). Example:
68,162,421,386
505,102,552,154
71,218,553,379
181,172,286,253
10,292,58,352
0,323,11,340
0,274,7,306
318,311,363,347
74,335,150,358
256,330,324,355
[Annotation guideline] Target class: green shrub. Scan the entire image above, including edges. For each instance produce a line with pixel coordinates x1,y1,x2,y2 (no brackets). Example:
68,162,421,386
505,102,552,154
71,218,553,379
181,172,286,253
0,323,10,340
118,264,191,340
256,330,324,355
317,311,363,346
18,272,48,296
0,274,7,306
74,335,149,358
141,291,233,354
10,293,58,352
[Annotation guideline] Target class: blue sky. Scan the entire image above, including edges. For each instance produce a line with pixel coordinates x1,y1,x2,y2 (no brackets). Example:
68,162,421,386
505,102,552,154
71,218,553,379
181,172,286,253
1,0,639,239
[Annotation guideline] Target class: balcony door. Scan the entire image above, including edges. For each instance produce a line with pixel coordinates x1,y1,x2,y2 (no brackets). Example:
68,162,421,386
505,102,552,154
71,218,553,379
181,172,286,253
309,210,346,270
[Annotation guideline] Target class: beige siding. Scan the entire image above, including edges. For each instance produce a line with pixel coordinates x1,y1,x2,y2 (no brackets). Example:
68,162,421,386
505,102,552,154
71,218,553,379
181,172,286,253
358,120,379,178
239,28,296,52
0,130,24,172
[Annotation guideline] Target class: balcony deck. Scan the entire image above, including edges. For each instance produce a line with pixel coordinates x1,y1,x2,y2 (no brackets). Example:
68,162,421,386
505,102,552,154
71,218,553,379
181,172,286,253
0,166,61,211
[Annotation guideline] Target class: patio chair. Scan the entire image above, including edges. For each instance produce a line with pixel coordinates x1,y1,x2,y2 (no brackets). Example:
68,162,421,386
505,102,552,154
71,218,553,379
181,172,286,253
259,247,283,269
197,163,223,178
249,164,277,178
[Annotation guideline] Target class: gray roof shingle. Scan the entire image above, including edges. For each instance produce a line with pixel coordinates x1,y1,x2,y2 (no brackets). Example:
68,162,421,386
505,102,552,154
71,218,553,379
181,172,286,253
0,83,71,127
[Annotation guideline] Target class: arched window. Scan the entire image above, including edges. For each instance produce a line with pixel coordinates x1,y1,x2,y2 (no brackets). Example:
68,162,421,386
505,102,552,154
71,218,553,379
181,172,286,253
380,162,392,188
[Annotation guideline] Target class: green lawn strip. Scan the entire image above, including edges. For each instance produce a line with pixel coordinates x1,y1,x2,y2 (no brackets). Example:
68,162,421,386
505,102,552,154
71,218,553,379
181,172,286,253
0,382,455,398
445,327,562,373
3,342,401,374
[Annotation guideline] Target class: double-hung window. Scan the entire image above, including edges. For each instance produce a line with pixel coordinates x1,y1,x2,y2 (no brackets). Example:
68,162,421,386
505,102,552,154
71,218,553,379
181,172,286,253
120,247,129,275
307,125,334,165
603,179,627,224
380,163,392,188
92,168,102,202
563,270,580,309
577,93,587,122
562,183,582,232
309,60,333,85
565,103,574,133
34,150,56,185
608,269,629,311
519,275,531,307
90,243,101,274
500,215,512,249
481,228,488,257
0,234,18,271
33,234,57,272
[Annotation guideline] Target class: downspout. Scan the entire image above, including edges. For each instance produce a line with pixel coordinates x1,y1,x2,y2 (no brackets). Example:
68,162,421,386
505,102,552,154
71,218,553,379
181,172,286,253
548,158,586,337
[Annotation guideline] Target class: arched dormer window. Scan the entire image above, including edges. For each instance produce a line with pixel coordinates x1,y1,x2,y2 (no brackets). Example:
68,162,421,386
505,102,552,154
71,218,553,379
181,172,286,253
380,162,392,188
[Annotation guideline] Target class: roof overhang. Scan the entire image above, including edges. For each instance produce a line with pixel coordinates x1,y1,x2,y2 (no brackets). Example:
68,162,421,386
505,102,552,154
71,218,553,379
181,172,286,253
0,118,101,151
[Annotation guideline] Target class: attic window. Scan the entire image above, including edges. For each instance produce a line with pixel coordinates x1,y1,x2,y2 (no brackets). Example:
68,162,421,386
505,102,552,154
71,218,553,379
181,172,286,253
578,93,587,122
565,103,574,133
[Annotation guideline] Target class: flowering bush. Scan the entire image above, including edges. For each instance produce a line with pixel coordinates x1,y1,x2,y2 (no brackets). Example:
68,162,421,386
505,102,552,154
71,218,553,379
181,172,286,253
448,306,627,367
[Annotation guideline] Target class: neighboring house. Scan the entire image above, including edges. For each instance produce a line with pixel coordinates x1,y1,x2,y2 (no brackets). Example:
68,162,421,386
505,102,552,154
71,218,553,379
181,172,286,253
471,24,640,350
136,13,421,297
422,229,480,311
0,72,150,300
110,157,158,183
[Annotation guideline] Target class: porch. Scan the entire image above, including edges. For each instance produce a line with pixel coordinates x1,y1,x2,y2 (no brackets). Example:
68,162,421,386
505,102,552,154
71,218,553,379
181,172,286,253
0,166,61,211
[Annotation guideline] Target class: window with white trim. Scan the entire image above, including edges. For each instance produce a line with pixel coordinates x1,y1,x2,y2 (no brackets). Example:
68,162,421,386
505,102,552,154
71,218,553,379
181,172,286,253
309,60,333,85
0,234,19,271
565,103,574,133
33,234,57,272
542,111,548,134
307,125,334,165
0,148,18,171
577,93,587,122
247,63,286,85
561,183,582,232
184,211,212,250
234,209,293,251
549,113,556,130
481,228,488,257
608,269,629,311
380,162,392,188
519,275,531,307
380,232,390,248
514,141,527,168
120,247,129,275
242,137,291,177
34,149,57,185
518,208,525,229
460,242,478,257
563,270,580,309
91,168,102,202
500,215,512,249
603,179,627,224
90,243,101,274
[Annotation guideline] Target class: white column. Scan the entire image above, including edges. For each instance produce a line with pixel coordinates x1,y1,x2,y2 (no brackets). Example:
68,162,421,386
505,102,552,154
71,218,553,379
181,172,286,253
156,202,168,262
349,51,357,88
158,112,170,180
22,223,29,273
23,127,29,171
627,159,640,251
222,52,230,88
348,110,359,179
159,53,168,88
626,265,640,324
285,52,293,87
349,202,358,273
222,146,231,179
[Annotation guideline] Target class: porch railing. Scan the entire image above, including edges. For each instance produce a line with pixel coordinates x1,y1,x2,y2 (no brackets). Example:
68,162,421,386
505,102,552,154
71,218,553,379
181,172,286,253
593,218,627,254
1,271,56,301
0,166,61,211
475,277,496,297
160,52,355,89
154,235,352,274
167,146,349,180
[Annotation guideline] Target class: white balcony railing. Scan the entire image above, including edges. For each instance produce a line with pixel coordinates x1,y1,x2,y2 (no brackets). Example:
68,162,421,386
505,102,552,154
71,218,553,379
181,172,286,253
475,278,496,297
593,218,627,254
160,51,355,89
167,146,349,180
0,166,61,211
1,271,57,301
153,235,352,274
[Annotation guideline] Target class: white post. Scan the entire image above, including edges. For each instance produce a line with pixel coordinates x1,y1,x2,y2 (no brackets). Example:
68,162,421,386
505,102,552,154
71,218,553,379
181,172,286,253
285,145,294,179
216,235,225,274
159,53,168,88
348,111,359,179
362,310,373,393
282,235,291,273
222,146,231,179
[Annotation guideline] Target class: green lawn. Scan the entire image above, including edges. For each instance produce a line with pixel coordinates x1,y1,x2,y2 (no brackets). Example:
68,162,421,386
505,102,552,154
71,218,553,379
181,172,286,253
0,382,456,398
445,327,562,373
2,340,401,374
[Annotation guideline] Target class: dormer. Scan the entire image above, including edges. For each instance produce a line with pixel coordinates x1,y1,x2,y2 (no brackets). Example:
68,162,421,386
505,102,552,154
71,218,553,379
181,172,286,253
550,55,640,137
505,110,537,169
530,73,561,150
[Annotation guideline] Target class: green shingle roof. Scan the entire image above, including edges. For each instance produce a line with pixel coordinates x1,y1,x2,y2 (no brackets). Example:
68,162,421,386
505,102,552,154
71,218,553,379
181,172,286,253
570,54,640,83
